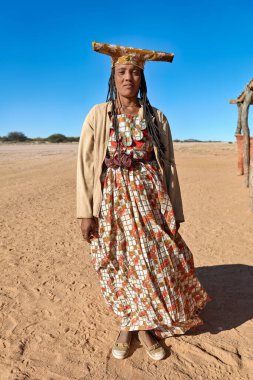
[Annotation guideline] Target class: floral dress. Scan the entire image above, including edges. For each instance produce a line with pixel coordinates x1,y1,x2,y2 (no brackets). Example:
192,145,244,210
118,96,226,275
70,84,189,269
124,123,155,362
90,113,212,338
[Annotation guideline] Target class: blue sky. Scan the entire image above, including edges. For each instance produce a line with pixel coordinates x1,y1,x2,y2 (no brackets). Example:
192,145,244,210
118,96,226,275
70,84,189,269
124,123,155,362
0,0,252,141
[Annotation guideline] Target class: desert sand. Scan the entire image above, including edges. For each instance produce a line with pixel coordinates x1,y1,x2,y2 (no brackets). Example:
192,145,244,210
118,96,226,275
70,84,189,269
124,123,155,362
0,142,252,380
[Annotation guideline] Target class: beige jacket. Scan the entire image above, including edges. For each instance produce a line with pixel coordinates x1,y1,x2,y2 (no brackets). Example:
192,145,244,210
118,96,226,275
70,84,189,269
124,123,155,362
76,101,185,223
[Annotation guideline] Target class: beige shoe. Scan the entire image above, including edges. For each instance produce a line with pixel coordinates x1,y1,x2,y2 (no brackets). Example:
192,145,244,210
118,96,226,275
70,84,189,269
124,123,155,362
138,331,166,360
112,331,132,359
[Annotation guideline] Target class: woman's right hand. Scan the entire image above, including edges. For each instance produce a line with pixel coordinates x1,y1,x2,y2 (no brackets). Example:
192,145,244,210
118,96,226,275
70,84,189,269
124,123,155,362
80,218,99,244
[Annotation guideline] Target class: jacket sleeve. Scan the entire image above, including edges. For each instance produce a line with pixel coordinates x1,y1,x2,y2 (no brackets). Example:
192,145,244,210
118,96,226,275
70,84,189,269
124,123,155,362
161,112,185,223
76,106,95,218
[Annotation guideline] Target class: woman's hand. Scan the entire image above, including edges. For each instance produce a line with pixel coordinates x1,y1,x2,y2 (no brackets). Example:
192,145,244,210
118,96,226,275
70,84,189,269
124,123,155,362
80,217,99,244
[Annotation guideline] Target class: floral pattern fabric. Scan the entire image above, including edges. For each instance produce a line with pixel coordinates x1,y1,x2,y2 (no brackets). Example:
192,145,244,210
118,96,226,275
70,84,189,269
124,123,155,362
90,113,212,338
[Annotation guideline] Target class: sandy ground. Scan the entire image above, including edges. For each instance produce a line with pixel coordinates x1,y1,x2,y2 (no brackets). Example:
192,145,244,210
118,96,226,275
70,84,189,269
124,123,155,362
0,142,252,380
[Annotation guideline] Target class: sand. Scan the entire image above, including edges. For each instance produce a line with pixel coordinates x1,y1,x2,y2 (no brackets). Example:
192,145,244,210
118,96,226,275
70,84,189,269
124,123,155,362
0,142,252,380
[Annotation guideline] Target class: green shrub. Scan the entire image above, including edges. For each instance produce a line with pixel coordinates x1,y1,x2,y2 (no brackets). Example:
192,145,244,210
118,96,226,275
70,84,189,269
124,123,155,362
5,131,28,141
47,134,67,143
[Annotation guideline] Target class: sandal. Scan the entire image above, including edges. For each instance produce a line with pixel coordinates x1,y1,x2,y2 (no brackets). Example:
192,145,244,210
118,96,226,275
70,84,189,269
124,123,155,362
138,331,166,360
112,330,132,359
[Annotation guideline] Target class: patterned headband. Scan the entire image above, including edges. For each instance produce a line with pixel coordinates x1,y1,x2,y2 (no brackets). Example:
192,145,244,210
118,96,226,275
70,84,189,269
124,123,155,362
92,41,174,70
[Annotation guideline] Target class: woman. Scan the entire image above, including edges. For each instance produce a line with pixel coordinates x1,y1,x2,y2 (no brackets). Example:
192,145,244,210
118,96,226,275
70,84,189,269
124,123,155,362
76,41,212,361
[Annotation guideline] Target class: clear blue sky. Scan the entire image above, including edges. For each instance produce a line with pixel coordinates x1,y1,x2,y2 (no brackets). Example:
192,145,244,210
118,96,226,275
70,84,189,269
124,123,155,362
0,0,252,141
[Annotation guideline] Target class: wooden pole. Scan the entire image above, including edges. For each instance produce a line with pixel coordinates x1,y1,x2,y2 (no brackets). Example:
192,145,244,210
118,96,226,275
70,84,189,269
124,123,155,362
235,103,243,175
250,156,253,212
241,86,253,187
235,134,244,175
247,80,253,211
236,102,242,134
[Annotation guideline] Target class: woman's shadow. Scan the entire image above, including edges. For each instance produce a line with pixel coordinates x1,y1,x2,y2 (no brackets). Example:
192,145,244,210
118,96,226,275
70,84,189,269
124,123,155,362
186,263,253,335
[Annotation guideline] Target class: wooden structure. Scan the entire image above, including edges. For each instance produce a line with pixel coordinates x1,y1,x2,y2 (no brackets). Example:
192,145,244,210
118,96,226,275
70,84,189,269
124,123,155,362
230,78,253,211
234,135,253,176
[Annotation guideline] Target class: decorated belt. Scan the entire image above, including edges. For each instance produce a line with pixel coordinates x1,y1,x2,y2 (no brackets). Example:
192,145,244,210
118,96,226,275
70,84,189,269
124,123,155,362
104,151,154,169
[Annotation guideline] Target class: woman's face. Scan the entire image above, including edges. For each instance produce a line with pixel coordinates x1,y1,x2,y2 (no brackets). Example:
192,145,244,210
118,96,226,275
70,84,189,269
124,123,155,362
114,64,142,99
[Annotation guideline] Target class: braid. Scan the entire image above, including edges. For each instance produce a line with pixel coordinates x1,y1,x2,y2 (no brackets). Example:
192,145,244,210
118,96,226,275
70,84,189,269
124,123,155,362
106,67,122,155
106,67,167,167
139,71,167,167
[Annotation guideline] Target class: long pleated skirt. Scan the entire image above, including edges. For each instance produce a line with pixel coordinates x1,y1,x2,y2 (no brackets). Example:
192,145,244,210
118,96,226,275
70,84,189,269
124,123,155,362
90,159,212,338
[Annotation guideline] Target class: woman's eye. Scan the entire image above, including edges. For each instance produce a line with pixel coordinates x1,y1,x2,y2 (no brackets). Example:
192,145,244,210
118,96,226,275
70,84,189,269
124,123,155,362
117,70,140,76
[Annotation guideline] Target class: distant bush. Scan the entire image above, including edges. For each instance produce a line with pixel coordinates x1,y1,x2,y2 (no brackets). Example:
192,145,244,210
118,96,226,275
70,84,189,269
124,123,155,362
47,134,67,143
33,137,46,142
3,131,28,142
66,136,79,142
0,132,80,143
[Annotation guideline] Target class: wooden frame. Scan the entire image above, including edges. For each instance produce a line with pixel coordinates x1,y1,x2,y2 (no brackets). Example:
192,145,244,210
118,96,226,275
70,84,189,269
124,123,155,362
230,79,253,211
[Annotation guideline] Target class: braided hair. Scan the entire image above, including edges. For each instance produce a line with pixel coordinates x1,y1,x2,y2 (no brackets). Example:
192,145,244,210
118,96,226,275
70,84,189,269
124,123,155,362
106,66,167,168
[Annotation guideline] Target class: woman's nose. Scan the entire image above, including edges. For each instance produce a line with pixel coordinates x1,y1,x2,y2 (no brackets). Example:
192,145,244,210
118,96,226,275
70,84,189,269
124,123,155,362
124,71,132,80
